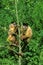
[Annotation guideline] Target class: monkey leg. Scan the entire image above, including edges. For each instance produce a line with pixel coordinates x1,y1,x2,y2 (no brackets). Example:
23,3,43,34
22,40,28,52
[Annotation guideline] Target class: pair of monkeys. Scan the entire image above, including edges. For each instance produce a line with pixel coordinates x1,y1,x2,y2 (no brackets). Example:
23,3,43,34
7,22,32,47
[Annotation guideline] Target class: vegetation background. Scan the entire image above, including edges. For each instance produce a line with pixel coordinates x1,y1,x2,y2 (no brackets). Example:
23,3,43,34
0,0,43,65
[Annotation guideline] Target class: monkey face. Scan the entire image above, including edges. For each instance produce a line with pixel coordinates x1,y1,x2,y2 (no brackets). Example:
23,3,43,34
21,26,27,33
9,24,15,31
8,24,17,35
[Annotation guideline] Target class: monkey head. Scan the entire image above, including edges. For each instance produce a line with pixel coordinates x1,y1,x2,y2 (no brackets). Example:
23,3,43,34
8,23,17,35
20,26,32,41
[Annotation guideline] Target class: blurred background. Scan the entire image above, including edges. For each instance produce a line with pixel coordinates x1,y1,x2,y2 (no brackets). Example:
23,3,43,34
0,0,43,65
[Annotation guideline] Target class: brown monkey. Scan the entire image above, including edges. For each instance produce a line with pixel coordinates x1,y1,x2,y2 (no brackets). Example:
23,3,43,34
20,23,32,51
21,26,32,41
7,22,18,45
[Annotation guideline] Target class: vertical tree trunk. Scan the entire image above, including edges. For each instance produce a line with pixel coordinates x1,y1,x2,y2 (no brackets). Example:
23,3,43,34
15,0,21,65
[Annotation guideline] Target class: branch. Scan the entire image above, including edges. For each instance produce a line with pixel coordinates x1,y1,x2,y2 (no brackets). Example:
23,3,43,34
10,44,19,47
15,0,22,65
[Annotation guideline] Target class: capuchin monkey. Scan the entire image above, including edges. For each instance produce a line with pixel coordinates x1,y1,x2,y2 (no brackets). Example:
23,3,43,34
7,22,18,45
21,23,32,41
20,23,32,51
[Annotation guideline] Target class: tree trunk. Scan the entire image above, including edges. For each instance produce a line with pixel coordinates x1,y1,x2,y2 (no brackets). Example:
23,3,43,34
15,0,21,65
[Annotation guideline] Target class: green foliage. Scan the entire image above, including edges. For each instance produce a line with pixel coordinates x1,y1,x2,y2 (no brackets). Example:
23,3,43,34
0,0,43,65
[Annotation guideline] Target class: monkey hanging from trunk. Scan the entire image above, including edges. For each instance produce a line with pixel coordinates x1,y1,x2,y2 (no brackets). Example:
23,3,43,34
20,23,32,51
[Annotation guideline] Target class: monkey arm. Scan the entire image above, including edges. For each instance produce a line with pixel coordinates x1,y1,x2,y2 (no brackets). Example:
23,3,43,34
25,26,32,38
21,34,27,40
